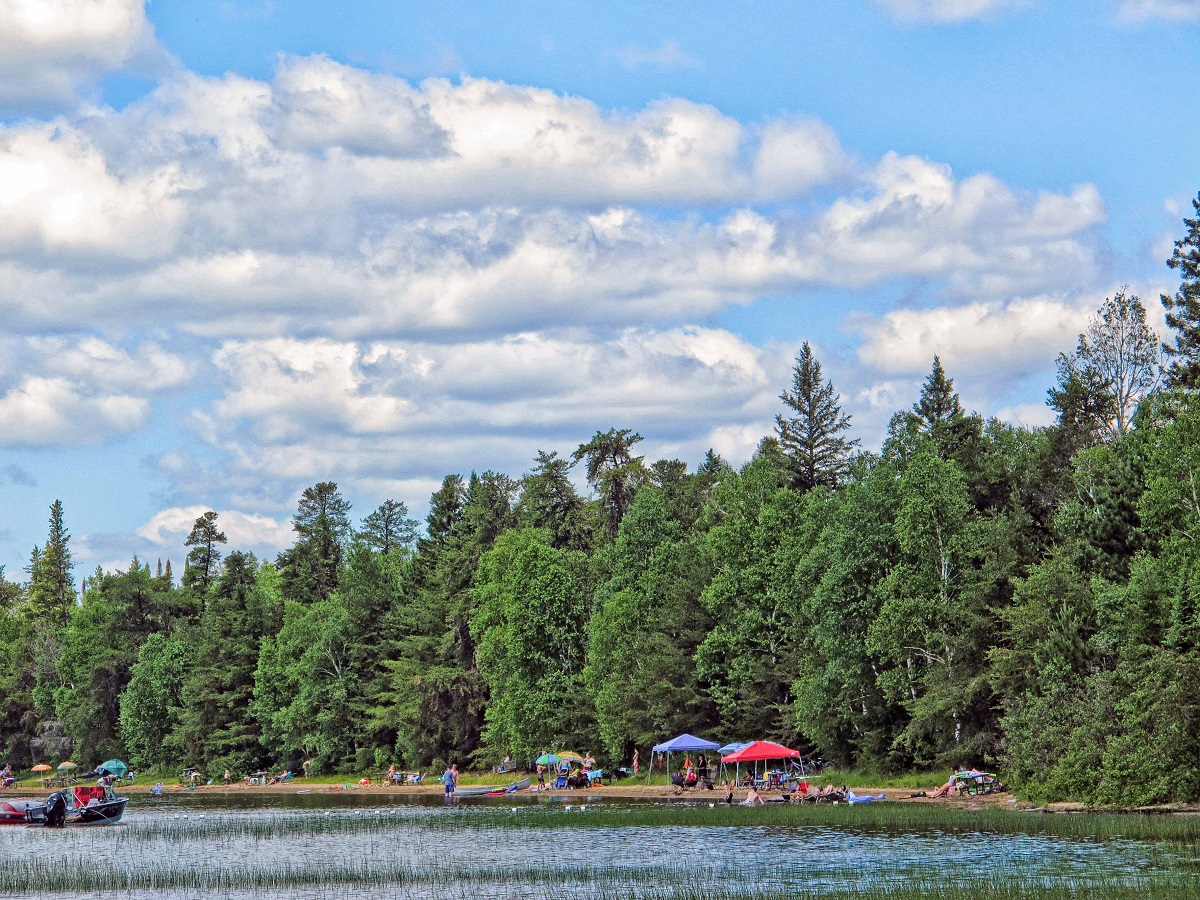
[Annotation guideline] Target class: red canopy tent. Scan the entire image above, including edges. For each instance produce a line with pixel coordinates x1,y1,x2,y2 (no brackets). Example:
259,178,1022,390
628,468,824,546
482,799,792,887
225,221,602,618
721,741,800,763
721,741,801,785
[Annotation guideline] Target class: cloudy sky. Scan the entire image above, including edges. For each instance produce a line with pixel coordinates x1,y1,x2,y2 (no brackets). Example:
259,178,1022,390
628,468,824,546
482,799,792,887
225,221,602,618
0,0,1197,577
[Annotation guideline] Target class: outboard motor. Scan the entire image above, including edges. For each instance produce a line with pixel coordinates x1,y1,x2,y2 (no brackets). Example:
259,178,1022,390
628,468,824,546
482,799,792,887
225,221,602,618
44,791,67,827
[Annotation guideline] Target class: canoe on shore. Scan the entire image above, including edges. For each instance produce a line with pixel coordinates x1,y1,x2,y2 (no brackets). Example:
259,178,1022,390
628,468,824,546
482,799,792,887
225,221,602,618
455,778,531,797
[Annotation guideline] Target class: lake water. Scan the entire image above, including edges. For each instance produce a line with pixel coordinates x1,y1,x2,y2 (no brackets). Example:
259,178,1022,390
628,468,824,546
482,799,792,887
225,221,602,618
0,792,1184,899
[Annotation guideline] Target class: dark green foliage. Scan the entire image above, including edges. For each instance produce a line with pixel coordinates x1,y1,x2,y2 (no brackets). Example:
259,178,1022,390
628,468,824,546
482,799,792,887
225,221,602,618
26,500,74,627
1162,193,1200,388
775,341,858,492
183,510,226,594
695,456,808,742
279,482,352,602
573,428,648,535
359,500,418,555
472,528,597,758
517,450,588,549
119,633,192,769
586,487,715,759
177,552,281,773
377,472,512,767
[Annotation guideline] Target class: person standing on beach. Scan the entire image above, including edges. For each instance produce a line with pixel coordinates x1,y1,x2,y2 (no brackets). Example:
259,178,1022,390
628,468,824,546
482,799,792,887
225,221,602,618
632,748,639,775
443,763,457,799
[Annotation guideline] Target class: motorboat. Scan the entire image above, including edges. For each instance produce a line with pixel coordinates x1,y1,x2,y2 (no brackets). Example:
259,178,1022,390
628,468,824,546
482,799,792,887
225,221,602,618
24,784,129,826
454,777,531,798
0,798,43,824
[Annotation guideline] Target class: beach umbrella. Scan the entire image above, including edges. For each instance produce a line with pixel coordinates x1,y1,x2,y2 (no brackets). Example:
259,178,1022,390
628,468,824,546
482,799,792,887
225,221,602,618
57,761,77,770
555,751,584,762
32,764,51,773
98,759,128,778
535,754,559,766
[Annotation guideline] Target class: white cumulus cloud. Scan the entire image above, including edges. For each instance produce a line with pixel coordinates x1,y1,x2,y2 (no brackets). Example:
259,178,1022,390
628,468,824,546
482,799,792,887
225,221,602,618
137,505,295,555
0,336,189,445
0,0,159,107
186,328,790,493
0,376,146,446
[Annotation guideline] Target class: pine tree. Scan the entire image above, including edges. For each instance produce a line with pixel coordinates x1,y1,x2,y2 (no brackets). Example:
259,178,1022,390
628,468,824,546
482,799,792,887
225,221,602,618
279,482,352,601
913,356,964,430
907,356,978,460
775,342,858,492
517,450,585,548
572,429,647,535
1162,192,1200,388
183,511,227,594
26,501,74,627
359,499,419,555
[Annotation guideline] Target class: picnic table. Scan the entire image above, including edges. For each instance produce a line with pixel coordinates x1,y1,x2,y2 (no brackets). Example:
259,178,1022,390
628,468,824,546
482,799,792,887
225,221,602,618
953,771,1005,796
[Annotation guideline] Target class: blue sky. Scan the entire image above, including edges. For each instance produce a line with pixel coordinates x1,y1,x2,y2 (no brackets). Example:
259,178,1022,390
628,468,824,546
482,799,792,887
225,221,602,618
0,0,1197,578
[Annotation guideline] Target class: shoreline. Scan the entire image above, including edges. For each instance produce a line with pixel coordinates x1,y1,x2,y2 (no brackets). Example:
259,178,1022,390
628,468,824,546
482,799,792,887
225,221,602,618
0,779,1052,808
8,778,1198,813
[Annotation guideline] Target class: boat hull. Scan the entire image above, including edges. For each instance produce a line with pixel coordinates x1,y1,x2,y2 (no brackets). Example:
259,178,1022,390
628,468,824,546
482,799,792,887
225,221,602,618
24,789,129,826
0,799,42,824
456,777,531,797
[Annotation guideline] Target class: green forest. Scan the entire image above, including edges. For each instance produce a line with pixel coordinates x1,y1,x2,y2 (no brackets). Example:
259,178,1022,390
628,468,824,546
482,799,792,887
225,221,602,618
1,196,1199,806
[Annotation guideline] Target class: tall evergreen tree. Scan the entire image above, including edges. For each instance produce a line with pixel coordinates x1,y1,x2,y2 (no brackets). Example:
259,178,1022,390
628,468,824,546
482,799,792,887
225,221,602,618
380,473,505,765
775,342,858,492
26,500,74,627
183,511,227,594
912,356,965,434
517,450,586,548
178,552,280,772
573,428,647,536
279,482,352,601
904,356,986,465
1162,192,1200,388
359,500,419,555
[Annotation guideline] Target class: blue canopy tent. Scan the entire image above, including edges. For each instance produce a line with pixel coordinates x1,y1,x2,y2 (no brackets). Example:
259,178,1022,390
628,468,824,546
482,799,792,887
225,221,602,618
647,733,720,784
717,742,750,782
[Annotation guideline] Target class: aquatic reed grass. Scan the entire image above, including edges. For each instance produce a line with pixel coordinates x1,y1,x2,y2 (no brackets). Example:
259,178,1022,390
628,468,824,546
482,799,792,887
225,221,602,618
0,857,1197,899
88,800,1200,847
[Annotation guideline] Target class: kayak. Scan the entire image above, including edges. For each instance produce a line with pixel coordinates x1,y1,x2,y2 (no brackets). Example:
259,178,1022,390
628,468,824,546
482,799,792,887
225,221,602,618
455,778,531,797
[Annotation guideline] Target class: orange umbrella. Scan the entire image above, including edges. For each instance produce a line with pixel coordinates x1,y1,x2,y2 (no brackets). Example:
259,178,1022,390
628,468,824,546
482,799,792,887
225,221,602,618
57,761,77,770
32,764,51,772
